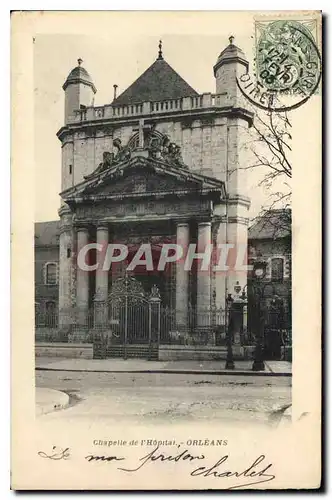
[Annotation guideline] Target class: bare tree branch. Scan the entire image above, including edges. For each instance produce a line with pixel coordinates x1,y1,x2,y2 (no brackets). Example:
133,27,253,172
242,108,292,240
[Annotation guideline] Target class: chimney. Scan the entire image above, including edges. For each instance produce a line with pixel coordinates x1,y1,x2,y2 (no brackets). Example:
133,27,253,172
113,84,118,101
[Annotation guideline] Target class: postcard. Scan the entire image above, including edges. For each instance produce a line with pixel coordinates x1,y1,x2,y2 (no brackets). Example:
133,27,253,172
11,10,321,490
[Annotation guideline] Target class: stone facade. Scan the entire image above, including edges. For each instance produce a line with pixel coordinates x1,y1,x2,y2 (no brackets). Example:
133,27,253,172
50,37,256,350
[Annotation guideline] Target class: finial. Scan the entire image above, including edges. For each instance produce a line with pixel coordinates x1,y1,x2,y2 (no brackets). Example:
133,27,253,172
77,58,83,66
229,35,234,45
157,39,163,60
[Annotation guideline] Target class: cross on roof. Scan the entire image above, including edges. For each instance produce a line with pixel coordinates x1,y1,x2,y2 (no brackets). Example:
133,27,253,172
158,39,163,60
133,119,152,148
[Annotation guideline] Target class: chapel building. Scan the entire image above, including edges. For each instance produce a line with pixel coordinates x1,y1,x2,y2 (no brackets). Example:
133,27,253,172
57,38,253,345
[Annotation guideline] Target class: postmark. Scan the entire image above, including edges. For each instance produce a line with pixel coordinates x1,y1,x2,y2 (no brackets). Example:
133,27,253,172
237,18,322,112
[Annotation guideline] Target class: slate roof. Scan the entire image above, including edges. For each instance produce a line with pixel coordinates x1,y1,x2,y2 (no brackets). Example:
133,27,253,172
216,43,247,64
248,209,291,240
213,39,249,76
63,63,96,92
113,57,198,106
35,221,60,247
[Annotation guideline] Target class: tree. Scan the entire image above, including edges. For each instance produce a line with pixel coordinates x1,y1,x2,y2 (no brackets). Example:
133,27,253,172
240,106,292,236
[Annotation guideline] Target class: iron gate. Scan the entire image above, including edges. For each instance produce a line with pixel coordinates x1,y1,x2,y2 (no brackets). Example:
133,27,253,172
93,276,161,359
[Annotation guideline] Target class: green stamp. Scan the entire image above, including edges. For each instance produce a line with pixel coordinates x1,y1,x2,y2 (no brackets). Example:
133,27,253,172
255,19,321,96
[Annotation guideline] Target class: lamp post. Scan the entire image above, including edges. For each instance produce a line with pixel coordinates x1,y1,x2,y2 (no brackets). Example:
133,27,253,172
225,293,235,369
251,259,267,371
225,283,247,370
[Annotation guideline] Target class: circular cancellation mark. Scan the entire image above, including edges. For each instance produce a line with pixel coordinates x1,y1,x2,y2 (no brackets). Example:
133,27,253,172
236,19,322,113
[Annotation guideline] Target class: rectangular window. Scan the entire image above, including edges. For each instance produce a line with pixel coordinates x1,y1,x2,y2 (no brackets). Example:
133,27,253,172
46,263,57,285
67,248,71,258
271,258,284,282
69,164,72,174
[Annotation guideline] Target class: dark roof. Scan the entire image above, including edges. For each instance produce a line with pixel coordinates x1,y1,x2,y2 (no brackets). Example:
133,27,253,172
63,64,96,93
217,43,246,62
113,57,198,106
35,221,60,247
213,39,248,76
248,209,291,240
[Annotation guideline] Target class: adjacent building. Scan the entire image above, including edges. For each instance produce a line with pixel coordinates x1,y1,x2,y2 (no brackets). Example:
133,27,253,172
248,208,291,308
35,221,60,328
248,209,292,359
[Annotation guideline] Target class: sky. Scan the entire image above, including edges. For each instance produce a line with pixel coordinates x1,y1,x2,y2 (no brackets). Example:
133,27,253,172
33,12,280,222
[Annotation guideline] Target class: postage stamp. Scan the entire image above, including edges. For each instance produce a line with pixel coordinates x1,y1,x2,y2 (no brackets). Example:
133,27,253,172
237,17,322,112
255,19,321,96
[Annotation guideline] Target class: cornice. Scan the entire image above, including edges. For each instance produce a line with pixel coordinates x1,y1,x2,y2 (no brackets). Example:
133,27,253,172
64,187,223,207
222,195,251,208
62,77,97,93
213,56,249,76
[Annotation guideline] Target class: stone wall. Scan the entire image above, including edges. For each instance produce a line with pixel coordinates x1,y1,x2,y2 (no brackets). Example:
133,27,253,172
35,341,93,359
158,345,255,361
65,113,251,189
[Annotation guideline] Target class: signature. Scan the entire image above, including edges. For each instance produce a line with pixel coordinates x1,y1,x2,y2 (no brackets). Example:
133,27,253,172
38,446,70,460
38,445,276,489
190,454,276,489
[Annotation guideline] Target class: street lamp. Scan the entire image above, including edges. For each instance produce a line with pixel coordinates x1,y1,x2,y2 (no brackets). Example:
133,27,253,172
225,293,235,369
251,259,267,371
225,282,247,370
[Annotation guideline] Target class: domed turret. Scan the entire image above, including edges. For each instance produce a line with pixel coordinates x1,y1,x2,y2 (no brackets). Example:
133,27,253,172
63,59,97,124
63,58,96,92
213,36,248,76
213,36,249,98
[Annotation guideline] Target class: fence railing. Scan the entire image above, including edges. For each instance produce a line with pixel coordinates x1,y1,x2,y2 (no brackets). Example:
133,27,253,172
35,312,59,329
35,305,292,347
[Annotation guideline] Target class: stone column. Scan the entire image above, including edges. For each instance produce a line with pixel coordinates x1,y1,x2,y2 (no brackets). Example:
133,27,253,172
197,221,212,328
76,225,90,325
175,222,190,329
95,224,109,326
58,206,73,329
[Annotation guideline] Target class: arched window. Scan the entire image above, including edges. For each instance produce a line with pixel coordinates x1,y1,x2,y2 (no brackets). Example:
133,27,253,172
271,258,284,282
45,300,56,313
44,262,58,285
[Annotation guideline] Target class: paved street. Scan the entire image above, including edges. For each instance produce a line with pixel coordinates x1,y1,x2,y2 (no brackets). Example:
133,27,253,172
36,367,292,428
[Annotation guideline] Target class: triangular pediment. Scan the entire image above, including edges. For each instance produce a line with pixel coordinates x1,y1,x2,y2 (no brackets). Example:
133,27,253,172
61,155,225,205
86,169,200,196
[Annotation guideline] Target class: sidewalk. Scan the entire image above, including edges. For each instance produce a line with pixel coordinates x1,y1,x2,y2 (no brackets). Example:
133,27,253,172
36,357,292,376
36,388,69,416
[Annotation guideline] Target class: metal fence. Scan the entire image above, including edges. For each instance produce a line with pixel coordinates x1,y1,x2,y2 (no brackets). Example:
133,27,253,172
159,306,230,345
35,304,292,348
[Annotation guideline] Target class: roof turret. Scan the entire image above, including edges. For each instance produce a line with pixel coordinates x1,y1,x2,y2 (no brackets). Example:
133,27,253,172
213,36,249,76
63,58,97,93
